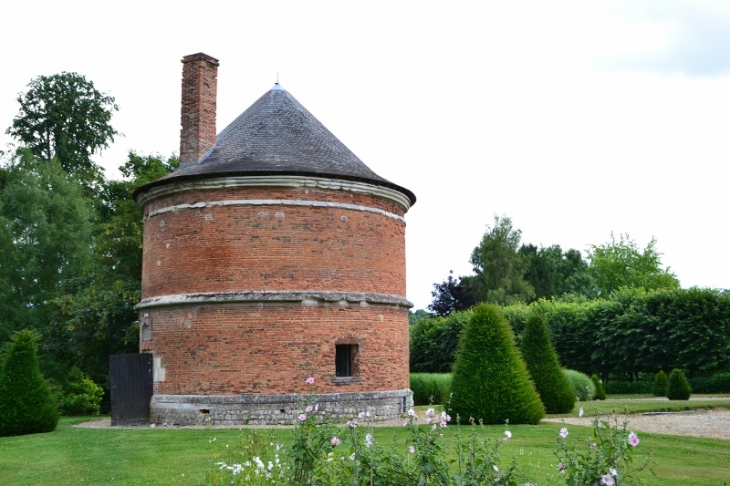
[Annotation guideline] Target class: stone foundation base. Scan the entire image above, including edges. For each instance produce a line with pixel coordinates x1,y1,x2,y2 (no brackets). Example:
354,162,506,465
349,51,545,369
150,389,413,426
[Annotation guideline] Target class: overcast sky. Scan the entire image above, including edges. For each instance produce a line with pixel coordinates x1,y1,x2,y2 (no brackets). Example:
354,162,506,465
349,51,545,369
1,1,729,310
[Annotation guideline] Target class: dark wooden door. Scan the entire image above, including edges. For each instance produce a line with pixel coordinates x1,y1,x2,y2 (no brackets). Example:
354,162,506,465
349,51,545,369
110,353,153,426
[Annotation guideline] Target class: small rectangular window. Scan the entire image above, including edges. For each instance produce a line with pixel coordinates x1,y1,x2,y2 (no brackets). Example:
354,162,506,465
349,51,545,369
336,344,356,377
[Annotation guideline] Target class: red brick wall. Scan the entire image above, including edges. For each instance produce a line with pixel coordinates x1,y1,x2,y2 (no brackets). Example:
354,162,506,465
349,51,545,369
139,183,410,396
141,187,407,298
141,304,410,395
179,53,219,167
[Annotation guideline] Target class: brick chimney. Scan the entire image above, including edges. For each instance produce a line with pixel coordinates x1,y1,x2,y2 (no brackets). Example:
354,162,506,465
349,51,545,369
179,53,219,168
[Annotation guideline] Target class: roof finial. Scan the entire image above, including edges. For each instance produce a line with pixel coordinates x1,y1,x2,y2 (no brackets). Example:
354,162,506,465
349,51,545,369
276,72,279,84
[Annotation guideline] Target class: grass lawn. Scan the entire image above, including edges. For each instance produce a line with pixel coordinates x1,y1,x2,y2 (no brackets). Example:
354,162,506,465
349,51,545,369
1,397,729,485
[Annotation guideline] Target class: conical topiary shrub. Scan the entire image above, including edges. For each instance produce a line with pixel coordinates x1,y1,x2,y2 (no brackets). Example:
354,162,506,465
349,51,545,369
654,370,669,397
519,314,576,413
591,374,607,400
667,369,691,400
449,303,545,425
0,330,59,437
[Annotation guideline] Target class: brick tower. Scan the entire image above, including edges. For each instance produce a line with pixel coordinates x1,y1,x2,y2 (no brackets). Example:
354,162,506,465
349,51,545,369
133,53,416,425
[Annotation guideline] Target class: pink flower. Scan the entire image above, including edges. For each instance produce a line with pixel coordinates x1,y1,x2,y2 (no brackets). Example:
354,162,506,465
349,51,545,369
601,473,615,485
305,405,313,412
346,420,357,428
557,462,566,473
358,411,366,419
439,421,447,428
559,427,569,438
628,432,639,447
305,377,315,384
298,413,307,421
331,436,341,446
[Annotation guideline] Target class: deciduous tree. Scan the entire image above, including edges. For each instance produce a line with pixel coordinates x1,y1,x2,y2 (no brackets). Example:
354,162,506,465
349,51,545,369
6,72,119,190
469,216,535,305
46,152,177,384
586,234,679,297
0,151,93,337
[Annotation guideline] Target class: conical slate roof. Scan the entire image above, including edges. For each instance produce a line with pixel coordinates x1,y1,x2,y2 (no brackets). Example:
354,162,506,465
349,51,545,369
139,85,415,205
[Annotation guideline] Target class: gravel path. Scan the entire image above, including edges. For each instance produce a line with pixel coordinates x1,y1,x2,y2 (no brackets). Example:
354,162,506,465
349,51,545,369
543,408,730,441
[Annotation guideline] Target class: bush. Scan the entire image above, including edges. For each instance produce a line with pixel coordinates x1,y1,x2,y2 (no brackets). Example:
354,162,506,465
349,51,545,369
410,373,452,406
667,369,691,400
0,330,59,436
689,373,730,394
562,369,596,401
449,303,545,425
591,374,606,400
61,367,104,415
519,314,576,413
654,370,668,397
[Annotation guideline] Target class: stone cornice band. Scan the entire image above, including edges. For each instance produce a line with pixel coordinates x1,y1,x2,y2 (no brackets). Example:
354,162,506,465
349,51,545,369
146,198,405,223
136,175,412,212
136,291,413,311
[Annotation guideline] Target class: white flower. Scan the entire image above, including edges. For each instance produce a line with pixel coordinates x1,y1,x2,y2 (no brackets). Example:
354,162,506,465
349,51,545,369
365,433,373,448
559,427,569,438
579,407,584,417
504,430,512,439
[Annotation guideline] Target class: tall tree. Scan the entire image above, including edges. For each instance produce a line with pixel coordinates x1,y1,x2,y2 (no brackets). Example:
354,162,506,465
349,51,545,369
0,151,93,338
46,152,177,384
586,233,679,297
520,244,597,300
6,72,119,190
469,215,534,305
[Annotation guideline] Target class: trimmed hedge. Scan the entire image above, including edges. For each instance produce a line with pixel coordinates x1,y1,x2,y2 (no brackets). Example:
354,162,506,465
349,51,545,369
689,373,730,394
449,304,545,425
603,380,653,395
410,311,471,373
410,373,451,406
411,288,730,380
